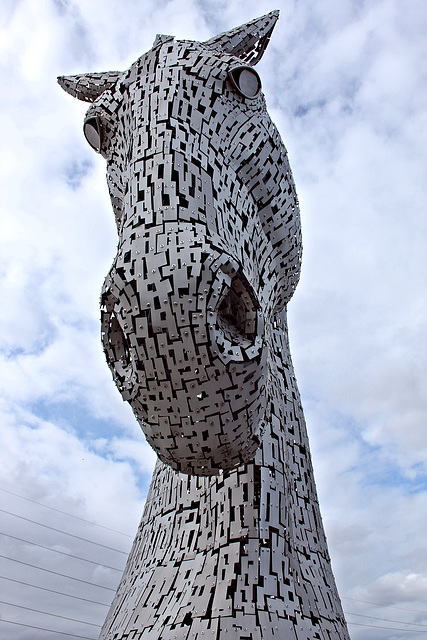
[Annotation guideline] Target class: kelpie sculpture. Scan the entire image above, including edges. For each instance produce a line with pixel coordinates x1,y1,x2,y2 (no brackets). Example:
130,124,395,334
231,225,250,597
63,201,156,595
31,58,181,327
59,11,350,640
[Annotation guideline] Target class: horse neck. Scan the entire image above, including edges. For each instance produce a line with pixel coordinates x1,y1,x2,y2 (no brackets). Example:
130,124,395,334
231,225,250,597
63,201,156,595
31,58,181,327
99,308,348,639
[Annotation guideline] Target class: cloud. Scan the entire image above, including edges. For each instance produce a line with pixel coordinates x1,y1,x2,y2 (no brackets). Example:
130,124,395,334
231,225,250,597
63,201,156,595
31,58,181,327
0,0,426,638
351,571,427,607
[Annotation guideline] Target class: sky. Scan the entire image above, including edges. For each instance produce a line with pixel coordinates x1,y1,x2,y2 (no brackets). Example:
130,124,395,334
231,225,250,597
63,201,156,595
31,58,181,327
0,0,426,638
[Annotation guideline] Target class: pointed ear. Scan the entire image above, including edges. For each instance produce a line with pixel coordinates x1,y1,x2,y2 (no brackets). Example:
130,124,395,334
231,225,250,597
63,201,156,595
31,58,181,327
152,34,174,48
57,71,122,103
203,10,279,66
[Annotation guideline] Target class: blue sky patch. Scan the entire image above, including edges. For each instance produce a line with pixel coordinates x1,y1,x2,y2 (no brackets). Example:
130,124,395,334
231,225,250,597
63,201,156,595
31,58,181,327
29,398,121,440
65,158,93,190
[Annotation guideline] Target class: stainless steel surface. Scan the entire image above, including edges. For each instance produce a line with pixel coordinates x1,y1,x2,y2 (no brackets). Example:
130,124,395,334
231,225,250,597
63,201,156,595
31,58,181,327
59,11,350,639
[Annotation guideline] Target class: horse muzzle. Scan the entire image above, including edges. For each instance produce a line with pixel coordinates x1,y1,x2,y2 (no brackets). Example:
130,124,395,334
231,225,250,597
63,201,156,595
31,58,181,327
100,222,268,475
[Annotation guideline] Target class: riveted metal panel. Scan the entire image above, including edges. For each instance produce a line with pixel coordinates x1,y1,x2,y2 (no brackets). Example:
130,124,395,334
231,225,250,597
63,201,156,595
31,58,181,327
59,10,349,640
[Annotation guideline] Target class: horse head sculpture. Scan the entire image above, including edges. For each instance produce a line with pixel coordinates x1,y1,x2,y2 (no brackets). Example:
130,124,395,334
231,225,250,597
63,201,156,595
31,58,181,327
59,12,350,639
59,11,301,476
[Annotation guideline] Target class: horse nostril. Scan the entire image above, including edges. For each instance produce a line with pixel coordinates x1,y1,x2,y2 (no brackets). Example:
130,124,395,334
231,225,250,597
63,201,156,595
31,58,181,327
217,273,259,346
101,306,131,375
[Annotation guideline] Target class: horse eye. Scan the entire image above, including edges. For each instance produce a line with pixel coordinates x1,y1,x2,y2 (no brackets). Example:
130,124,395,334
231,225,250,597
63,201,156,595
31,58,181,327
228,66,261,99
84,116,102,152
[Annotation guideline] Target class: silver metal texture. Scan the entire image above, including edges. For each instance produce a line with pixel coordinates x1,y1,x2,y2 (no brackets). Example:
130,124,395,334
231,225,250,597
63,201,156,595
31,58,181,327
58,11,350,639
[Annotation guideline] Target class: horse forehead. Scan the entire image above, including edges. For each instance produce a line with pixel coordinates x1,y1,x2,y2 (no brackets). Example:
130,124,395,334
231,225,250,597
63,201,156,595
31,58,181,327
127,40,230,89
120,41,269,139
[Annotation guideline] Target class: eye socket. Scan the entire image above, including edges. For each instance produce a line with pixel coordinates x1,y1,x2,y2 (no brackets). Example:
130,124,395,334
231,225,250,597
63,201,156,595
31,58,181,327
84,116,102,152
228,66,261,99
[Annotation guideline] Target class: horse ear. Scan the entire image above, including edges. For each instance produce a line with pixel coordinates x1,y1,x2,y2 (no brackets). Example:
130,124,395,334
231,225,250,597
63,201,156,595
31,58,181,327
57,71,122,103
152,34,174,48
203,10,279,66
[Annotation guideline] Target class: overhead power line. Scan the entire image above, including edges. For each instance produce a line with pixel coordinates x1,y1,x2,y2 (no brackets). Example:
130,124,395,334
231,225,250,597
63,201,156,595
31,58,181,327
0,507,128,554
0,554,116,591
347,621,427,632
0,599,101,627
0,618,97,639
345,610,427,628
0,575,109,606
3,488,425,635
0,485,134,538
342,595,427,615
0,530,123,571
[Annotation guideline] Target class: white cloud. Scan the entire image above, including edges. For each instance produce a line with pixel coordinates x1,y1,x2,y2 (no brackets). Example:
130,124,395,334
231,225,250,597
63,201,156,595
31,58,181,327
351,571,427,606
0,0,426,638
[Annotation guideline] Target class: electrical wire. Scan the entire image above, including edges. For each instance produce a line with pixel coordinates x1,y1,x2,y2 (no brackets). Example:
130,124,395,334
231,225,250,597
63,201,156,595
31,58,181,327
345,610,427,627
1,561,424,635
2,488,426,634
0,507,128,554
0,485,134,538
0,574,109,606
0,530,123,571
0,618,97,639
2,605,425,636
343,595,427,615
0,600,101,627
347,620,427,632
0,554,116,591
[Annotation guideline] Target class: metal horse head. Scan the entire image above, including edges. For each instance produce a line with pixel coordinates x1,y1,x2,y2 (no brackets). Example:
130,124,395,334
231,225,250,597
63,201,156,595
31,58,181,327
59,11,302,476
